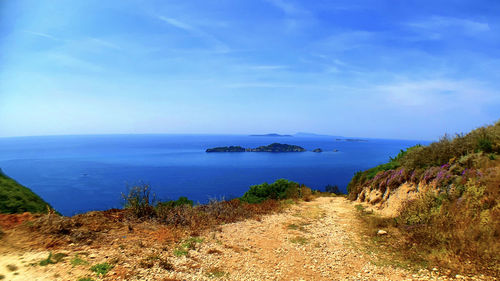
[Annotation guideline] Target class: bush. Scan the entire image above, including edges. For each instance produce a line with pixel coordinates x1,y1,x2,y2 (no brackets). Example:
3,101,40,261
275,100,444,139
478,138,493,153
325,184,343,195
122,180,304,234
122,184,156,219
156,196,193,208
240,179,312,203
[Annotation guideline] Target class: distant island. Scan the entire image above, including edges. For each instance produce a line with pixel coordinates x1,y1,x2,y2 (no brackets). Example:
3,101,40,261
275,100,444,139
205,146,246,152
312,148,322,152
249,132,345,138
249,133,292,137
336,138,367,142
248,143,306,152
206,143,306,152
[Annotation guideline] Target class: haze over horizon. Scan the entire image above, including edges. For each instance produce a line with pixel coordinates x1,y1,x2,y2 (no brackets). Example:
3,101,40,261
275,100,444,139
1,0,500,140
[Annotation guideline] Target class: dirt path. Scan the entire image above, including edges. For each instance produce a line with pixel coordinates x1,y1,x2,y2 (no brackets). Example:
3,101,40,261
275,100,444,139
0,197,485,280
159,197,449,281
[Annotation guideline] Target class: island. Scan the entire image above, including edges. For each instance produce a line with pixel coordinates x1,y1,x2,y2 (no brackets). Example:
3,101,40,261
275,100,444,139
247,143,306,152
206,143,306,152
312,148,322,153
206,146,246,152
336,138,367,142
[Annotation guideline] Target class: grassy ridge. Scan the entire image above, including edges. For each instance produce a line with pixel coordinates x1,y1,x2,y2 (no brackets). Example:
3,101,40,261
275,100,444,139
348,120,500,199
0,168,53,214
347,121,500,276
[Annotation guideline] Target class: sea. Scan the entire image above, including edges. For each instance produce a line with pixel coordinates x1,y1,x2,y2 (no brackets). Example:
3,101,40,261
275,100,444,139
0,134,428,216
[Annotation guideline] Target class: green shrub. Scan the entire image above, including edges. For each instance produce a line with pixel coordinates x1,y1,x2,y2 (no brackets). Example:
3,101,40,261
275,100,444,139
90,263,113,276
71,255,88,267
174,236,204,256
156,196,193,208
240,179,311,203
325,184,343,195
39,252,67,266
478,138,493,153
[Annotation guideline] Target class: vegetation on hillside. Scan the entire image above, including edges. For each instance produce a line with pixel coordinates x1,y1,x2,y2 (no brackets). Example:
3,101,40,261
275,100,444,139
348,121,500,199
121,179,316,229
205,146,246,152
0,168,53,214
347,120,500,276
23,178,330,251
247,143,306,152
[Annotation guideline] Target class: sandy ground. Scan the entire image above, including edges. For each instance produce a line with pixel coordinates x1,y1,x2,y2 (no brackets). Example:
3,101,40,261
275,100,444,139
0,197,493,281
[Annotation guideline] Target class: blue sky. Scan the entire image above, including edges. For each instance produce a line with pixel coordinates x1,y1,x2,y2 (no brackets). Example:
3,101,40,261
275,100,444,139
1,0,499,140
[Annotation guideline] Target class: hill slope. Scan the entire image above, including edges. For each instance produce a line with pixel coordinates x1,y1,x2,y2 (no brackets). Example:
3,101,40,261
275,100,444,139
347,120,500,276
0,169,53,214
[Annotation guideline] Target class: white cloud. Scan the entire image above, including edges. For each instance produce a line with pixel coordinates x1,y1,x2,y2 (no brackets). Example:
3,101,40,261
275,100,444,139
246,65,288,70
264,0,315,32
224,82,296,88
157,16,230,53
377,79,499,111
311,31,376,52
48,53,103,72
88,38,121,50
158,16,196,32
265,0,305,16
23,30,60,41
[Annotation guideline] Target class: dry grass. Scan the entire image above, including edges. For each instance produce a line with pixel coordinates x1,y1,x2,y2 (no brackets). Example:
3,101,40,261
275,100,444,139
396,169,500,277
354,167,500,277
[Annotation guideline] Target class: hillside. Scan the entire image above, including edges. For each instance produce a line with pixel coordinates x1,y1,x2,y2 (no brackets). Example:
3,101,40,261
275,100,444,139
0,169,53,214
0,179,496,280
3,196,489,280
347,120,500,276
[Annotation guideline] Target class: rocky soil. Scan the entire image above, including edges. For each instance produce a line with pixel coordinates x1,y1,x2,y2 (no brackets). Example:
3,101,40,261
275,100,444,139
0,197,494,280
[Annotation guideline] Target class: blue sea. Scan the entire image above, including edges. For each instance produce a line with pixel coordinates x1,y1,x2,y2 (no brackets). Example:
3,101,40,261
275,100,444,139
0,134,427,216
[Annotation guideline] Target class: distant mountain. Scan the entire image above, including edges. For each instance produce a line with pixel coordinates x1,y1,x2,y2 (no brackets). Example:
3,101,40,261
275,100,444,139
250,132,345,138
249,133,293,137
335,138,368,142
294,132,340,137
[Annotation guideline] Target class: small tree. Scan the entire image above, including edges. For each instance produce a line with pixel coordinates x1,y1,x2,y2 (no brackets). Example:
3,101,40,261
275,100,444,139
122,184,156,218
325,184,342,195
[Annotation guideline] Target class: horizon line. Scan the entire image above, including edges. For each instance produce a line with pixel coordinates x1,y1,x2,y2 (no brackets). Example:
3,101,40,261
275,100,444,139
0,132,434,142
